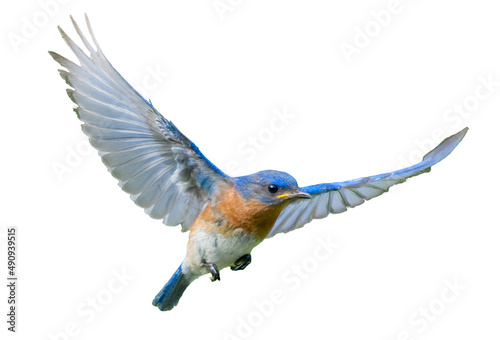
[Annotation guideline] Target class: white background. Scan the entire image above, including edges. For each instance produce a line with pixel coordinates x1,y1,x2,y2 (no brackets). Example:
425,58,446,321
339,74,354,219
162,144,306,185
1,1,499,339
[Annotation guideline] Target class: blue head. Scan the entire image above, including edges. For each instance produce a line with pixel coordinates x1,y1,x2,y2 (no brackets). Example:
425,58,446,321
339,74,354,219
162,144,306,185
234,170,311,205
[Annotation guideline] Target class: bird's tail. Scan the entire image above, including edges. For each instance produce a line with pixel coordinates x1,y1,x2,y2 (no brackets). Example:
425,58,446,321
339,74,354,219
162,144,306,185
152,263,191,311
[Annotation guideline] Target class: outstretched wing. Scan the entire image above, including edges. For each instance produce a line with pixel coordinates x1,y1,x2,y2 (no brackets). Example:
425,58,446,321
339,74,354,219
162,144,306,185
267,128,468,238
50,15,231,231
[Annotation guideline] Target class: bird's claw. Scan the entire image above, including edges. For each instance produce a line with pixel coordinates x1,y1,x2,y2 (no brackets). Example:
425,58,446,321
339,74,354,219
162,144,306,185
231,254,251,271
202,260,220,282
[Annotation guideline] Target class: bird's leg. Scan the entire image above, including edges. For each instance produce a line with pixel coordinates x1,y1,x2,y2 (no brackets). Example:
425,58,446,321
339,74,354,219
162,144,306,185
202,260,220,282
231,254,251,271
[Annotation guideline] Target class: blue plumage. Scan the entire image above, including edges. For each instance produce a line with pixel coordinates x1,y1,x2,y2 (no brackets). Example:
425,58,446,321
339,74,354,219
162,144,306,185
234,170,300,202
152,263,191,311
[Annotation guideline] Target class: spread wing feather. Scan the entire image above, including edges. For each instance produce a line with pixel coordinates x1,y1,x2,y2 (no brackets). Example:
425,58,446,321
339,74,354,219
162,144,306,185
267,128,468,238
50,16,231,231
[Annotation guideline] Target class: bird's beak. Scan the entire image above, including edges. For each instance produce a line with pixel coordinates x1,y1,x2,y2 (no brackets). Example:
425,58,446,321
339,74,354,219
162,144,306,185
277,191,312,200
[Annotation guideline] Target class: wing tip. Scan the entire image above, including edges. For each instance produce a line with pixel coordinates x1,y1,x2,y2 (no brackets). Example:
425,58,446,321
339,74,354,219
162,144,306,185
422,126,469,163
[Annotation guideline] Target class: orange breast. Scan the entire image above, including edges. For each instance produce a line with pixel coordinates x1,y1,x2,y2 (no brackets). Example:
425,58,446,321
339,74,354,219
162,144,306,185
191,186,286,240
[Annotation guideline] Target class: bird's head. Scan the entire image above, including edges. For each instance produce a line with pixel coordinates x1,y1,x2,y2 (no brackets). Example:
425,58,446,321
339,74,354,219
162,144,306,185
234,170,311,205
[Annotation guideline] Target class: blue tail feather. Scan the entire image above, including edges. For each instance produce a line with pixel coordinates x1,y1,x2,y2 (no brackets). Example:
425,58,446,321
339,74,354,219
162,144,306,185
152,263,191,311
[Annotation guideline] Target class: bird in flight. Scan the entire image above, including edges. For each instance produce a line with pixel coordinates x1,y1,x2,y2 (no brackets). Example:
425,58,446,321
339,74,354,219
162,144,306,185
50,15,468,311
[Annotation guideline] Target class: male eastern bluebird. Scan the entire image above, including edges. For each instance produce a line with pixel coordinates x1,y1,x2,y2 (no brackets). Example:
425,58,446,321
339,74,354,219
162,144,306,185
50,16,468,311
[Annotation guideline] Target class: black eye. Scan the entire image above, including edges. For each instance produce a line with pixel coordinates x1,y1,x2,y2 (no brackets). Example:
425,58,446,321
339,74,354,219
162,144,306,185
268,184,279,194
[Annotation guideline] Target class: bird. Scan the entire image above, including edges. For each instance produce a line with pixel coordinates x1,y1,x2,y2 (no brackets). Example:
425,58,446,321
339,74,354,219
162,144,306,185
50,15,468,311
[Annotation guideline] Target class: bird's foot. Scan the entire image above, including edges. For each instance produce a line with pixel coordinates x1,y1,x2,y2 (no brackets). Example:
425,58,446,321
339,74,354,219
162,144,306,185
231,254,251,271
202,260,220,282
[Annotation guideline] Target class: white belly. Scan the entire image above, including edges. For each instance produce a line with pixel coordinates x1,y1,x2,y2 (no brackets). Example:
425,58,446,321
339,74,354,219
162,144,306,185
185,229,260,277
